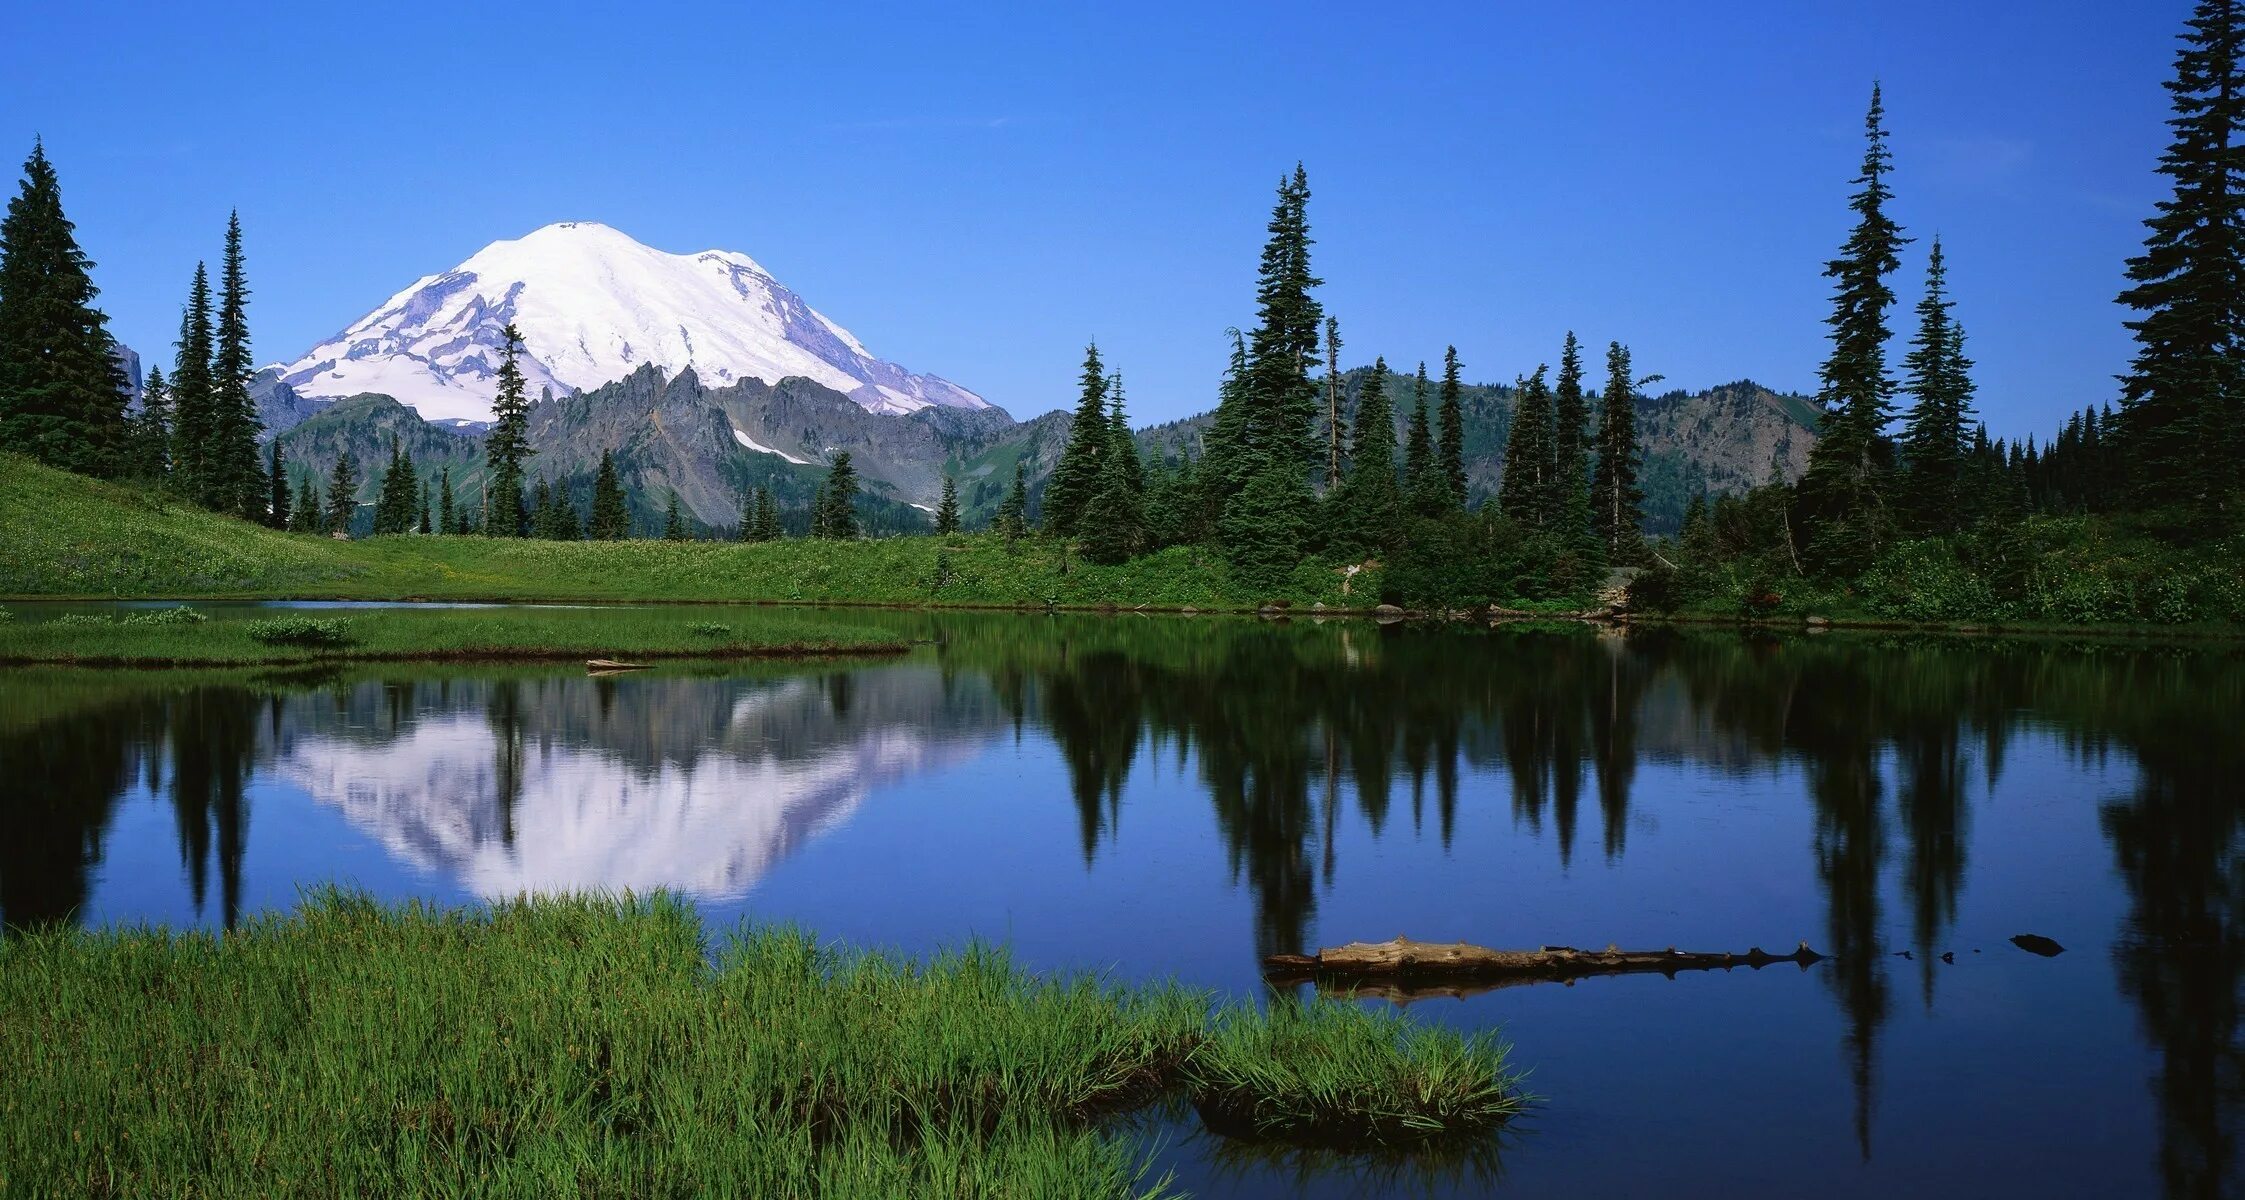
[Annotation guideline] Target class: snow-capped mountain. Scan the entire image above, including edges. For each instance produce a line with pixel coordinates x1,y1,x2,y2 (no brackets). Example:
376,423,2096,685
273,221,987,424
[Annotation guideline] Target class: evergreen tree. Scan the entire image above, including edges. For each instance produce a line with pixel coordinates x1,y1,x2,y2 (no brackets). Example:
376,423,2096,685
372,435,418,535
1437,345,1467,506
997,460,1030,542
1219,465,1312,591
130,366,172,480
1797,84,1911,568
530,478,554,539
1548,332,1599,559
739,483,760,541
436,467,457,535
0,139,129,477
808,479,830,538
418,483,432,535
1403,361,1437,507
587,449,629,540
1591,341,1647,557
266,439,289,530
819,452,860,539
291,475,321,534
1207,167,1323,518
1106,374,1143,496
1899,237,1979,533
484,322,533,536
935,474,960,535
209,211,263,517
662,491,687,541
2116,0,2245,509
1323,316,1344,491
1042,342,1109,535
1079,379,1147,563
325,453,359,536
1333,357,1402,555
1498,367,1554,527
168,264,216,501
761,488,782,540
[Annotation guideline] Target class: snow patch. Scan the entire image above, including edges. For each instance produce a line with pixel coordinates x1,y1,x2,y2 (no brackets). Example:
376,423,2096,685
731,426,811,465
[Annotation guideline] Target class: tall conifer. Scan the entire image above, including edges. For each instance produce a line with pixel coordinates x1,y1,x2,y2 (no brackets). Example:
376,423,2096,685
437,467,457,535
1899,238,1978,532
484,323,533,536
0,140,129,477
1499,368,1555,528
1335,357,1402,555
1403,362,1436,508
1437,346,1467,506
820,452,860,539
325,453,358,536
935,474,960,535
209,211,263,516
169,265,215,500
1324,316,1344,491
266,439,289,530
132,366,172,480
1591,342,1646,556
588,449,629,540
1042,342,1110,535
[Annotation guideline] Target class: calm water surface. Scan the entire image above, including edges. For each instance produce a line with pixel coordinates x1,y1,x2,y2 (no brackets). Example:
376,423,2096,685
4,607,2241,1198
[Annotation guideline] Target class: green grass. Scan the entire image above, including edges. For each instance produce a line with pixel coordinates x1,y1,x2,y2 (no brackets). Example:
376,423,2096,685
0,893,1525,1199
0,604,906,666
0,455,1365,609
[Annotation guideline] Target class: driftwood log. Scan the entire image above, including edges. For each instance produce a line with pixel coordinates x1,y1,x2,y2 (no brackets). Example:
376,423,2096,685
585,659,650,673
1264,935,1824,1000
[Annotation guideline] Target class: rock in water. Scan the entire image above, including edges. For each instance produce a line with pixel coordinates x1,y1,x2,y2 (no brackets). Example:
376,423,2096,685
2010,934,2066,957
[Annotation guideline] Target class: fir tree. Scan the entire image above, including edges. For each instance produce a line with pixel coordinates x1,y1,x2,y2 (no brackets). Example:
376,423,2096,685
1899,237,1979,533
1042,342,1109,535
1219,464,1312,591
1797,84,1910,568
1106,374,1143,496
131,365,172,480
530,478,554,539
739,483,760,541
819,452,860,539
998,460,1030,543
935,474,960,535
1437,346,1467,506
325,452,359,536
1548,332,1599,560
1078,379,1147,563
662,491,687,541
1334,357,1402,555
291,475,321,534
168,264,216,501
1403,362,1437,508
209,211,263,517
266,439,289,530
484,322,533,536
587,449,630,540
372,435,418,535
418,483,432,535
437,466,457,535
1207,167,1322,517
2116,0,2245,509
758,488,781,540
1590,341,1647,557
1498,367,1554,527
0,139,129,477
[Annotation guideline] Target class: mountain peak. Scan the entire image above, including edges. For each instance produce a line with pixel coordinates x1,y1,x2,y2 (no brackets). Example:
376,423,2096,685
273,223,986,424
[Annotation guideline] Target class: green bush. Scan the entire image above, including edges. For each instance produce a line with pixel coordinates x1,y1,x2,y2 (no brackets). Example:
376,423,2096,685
49,613,110,628
245,616,355,648
120,605,208,627
689,622,733,638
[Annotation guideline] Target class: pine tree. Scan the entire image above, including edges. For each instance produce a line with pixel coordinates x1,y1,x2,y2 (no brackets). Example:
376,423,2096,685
291,475,322,534
739,483,760,541
437,466,457,535
662,491,687,541
372,436,410,534
1797,84,1911,568
1042,342,1109,536
819,452,860,539
484,322,533,536
266,439,289,530
1499,367,1554,527
587,449,629,540
169,264,216,501
1591,341,1647,557
530,478,554,539
1548,332,1598,558
550,486,580,540
1403,362,1437,508
325,453,359,536
935,474,960,535
758,488,781,540
1899,237,1979,533
2116,0,2245,509
1437,345,1467,507
1334,357,1402,555
1079,380,1147,563
418,483,432,535
1323,316,1344,491
209,211,263,517
1206,167,1323,520
1106,374,1143,496
0,140,129,477
998,460,1030,543
131,365,172,480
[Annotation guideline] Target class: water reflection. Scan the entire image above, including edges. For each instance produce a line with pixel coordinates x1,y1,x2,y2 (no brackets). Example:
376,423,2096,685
1,617,2240,1195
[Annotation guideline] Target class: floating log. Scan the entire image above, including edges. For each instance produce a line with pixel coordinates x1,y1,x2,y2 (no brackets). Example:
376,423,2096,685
1263,935,1824,995
584,659,650,673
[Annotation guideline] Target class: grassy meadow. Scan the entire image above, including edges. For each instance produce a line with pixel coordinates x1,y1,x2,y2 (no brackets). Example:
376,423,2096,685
0,893,1524,1199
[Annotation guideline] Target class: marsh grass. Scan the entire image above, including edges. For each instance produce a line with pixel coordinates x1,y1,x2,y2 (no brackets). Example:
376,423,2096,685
0,606,905,666
0,893,1524,1198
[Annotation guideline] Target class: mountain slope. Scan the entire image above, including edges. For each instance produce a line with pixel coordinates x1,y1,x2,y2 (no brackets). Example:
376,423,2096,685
273,222,987,424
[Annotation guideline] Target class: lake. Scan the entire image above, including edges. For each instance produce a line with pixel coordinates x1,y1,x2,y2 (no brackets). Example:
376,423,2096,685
3,606,2240,1198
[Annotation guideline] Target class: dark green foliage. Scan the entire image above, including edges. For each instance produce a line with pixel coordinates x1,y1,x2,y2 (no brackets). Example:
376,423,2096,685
662,491,687,541
244,616,354,647
1498,367,1553,527
1323,316,1345,491
1591,342,1646,558
169,264,216,503
997,460,1031,542
324,453,358,536
1105,377,1143,499
266,439,290,530
1797,84,1910,571
817,452,861,539
1403,362,1439,513
935,474,960,535
289,475,322,535
1219,464,1312,591
371,435,420,535
0,140,128,477
436,467,458,536
1077,384,1147,565
129,366,172,480
209,211,263,518
484,322,533,537
1548,333,1602,567
1899,238,1978,534
1438,346,1467,507
1207,167,1323,511
2116,0,2245,511
532,478,581,541
417,484,432,535
1041,342,1109,536
1330,357,1401,557
588,449,630,540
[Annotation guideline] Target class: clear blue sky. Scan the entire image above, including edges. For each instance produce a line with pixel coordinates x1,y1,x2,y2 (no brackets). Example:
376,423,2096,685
0,1,2183,437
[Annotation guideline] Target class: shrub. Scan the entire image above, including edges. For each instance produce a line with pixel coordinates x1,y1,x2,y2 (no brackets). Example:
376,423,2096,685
245,617,355,648
121,605,207,627
1624,564,1682,613
49,613,110,628
690,622,733,638
0,608,12,623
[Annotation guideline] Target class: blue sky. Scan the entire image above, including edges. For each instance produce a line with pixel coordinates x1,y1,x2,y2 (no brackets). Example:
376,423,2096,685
0,1,2183,436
